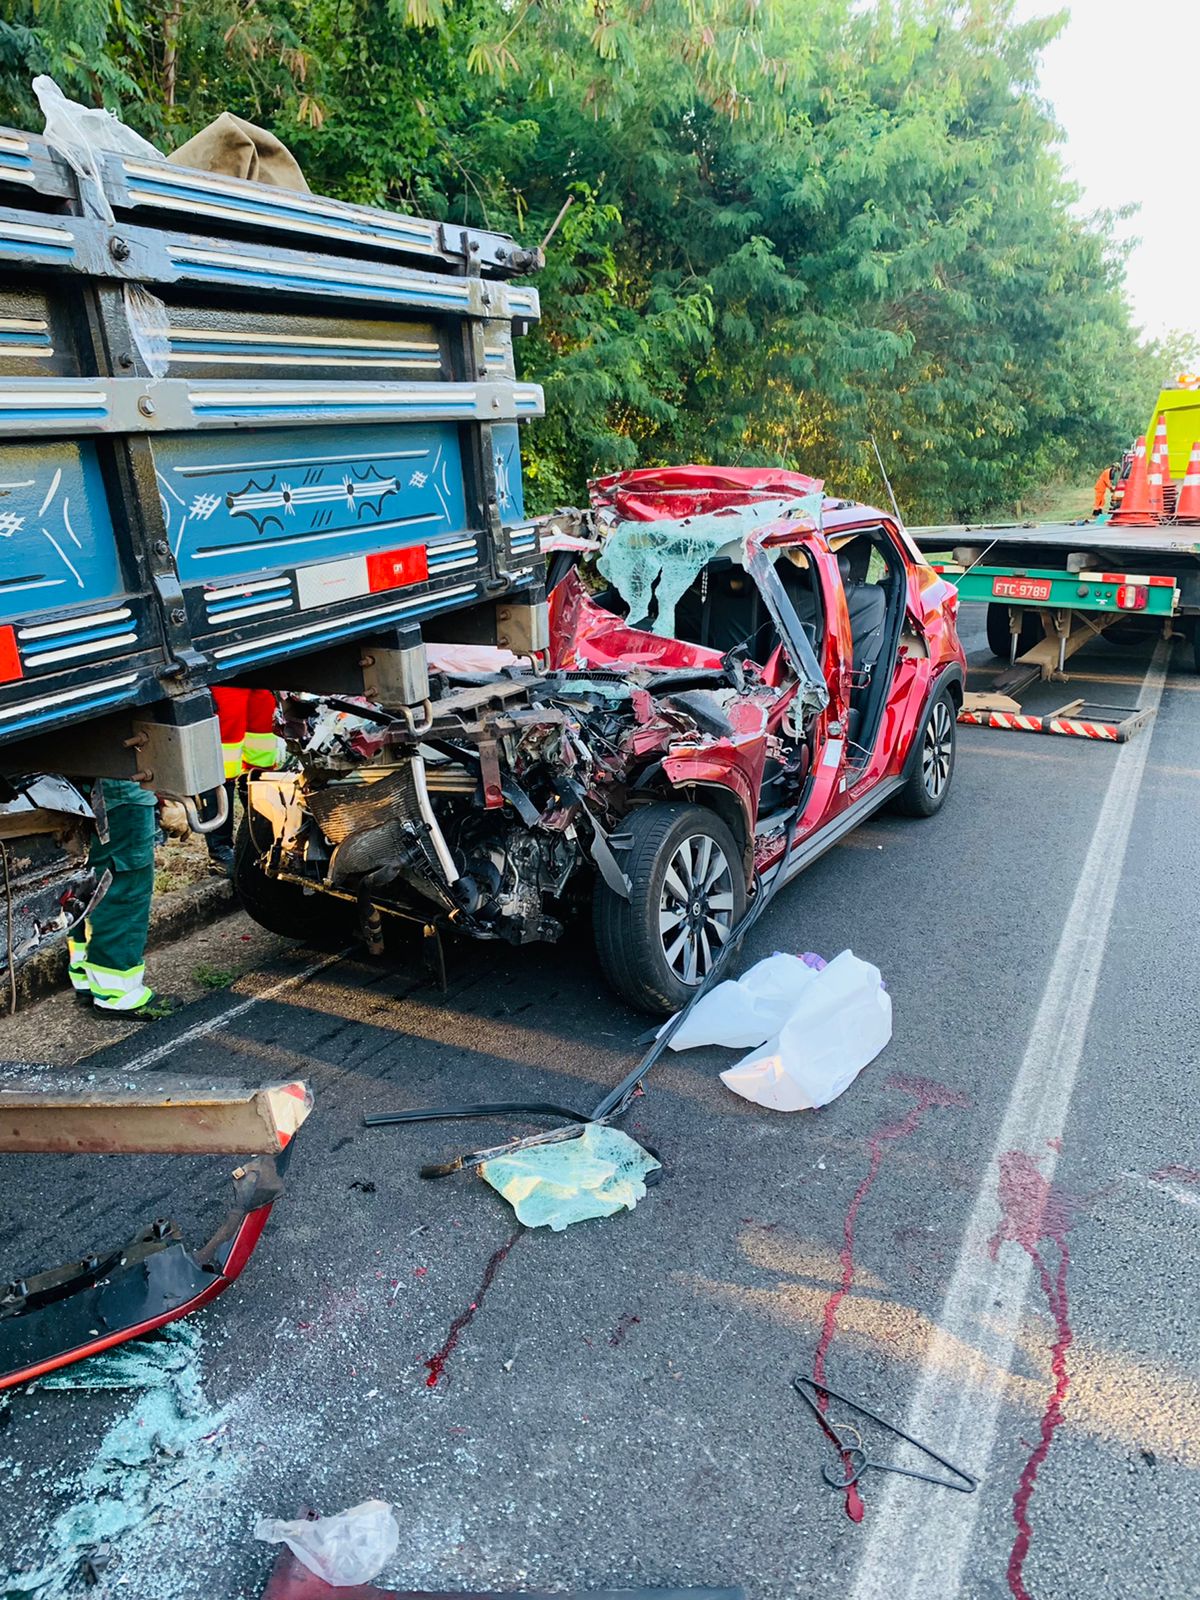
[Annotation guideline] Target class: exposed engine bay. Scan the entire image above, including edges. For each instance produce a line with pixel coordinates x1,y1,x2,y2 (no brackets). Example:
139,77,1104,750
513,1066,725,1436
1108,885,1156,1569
246,622,817,953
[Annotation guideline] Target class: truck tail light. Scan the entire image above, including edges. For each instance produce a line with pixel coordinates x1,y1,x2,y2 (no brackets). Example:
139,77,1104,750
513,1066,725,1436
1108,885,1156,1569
1116,584,1148,610
366,546,428,593
0,625,22,684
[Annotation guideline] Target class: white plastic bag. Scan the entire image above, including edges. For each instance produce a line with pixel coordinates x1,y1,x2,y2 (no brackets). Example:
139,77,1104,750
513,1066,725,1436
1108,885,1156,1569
425,641,521,675
719,950,891,1112
254,1500,399,1588
663,951,825,1051
33,76,162,225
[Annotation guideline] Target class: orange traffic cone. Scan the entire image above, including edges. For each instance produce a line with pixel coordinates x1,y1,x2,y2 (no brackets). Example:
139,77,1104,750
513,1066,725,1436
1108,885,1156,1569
1175,441,1200,523
1152,415,1174,517
1111,436,1157,526
1148,441,1164,517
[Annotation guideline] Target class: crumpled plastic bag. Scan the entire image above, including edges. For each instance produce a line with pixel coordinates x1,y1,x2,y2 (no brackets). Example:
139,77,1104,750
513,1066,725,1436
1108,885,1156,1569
254,1500,399,1588
663,951,827,1051
481,1123,660,1231
425,641,521,675
719,950,891,1112
33,76,162,224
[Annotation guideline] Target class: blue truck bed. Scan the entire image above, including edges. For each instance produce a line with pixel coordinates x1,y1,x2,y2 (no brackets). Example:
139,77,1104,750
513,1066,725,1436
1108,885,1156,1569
0,119,546,784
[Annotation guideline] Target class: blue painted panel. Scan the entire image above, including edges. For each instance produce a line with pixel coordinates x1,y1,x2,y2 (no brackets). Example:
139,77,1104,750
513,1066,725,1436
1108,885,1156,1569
154,423,472,586
0,442,122,626
492,423,526,523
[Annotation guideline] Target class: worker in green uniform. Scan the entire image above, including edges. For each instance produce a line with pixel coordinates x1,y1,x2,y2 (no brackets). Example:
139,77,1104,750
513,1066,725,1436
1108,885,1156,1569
66,779,176,1018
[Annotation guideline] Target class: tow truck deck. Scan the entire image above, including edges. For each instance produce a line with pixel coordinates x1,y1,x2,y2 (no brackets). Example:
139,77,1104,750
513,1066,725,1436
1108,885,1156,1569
907,519,1200,740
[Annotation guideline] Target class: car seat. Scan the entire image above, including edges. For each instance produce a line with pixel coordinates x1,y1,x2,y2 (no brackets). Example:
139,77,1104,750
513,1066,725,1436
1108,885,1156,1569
838,552,890,747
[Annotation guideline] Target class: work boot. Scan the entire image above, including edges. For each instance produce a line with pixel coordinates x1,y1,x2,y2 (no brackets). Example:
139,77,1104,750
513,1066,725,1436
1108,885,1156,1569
206,842,235,879
92,989,183,1022
87,960,180,1021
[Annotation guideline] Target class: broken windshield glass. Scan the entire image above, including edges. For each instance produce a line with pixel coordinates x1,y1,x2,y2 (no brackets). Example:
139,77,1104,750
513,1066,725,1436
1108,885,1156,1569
597,497,806,639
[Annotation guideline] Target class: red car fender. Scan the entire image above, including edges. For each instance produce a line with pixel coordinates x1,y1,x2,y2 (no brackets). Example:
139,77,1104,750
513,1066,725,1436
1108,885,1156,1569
662,701,770,856
661,753,760,858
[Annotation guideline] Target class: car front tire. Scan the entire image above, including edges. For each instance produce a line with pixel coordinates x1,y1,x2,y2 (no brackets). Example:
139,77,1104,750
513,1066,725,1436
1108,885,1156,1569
593,802,747,1016
895,685,957,818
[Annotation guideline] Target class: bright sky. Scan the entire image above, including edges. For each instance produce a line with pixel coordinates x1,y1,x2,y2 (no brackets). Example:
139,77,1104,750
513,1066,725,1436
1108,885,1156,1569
1015,0,1200,344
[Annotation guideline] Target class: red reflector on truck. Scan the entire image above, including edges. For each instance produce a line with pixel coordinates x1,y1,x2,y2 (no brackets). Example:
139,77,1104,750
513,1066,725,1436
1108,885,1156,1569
0,625,22,684
366,546,429,592
1115,584,1148,610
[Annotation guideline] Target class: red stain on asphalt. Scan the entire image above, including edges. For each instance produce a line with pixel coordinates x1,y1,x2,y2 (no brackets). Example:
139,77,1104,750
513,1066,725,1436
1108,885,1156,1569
989,1151,1076,1600
1150,1163,1200,1184
608,1312,641,1348
423,1230,522,1388
812,1074,969,1522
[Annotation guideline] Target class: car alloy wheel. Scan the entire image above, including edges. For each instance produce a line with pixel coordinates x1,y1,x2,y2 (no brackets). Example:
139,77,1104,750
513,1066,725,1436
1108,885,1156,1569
658,833,736,984
922,697,954,799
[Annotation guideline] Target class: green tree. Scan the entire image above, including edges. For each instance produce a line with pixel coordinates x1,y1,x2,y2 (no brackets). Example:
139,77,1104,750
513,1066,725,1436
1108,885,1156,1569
0,0,1162,521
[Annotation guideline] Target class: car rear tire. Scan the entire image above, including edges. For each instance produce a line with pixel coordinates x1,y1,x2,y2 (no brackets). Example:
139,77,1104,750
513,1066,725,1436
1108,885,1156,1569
593,802,747,1015
985,602,1041,661
233,816,350,947
895,686,957,818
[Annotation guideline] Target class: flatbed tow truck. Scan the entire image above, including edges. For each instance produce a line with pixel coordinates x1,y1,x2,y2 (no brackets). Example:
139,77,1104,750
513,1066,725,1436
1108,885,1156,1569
907,385,1200,742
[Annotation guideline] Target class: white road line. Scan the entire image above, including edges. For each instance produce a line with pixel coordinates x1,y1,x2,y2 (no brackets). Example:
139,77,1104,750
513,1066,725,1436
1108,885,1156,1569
849,642,1170,1600
120,951,345,1074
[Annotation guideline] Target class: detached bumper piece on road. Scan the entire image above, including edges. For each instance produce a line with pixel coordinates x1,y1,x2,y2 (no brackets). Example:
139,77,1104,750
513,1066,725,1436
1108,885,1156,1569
958,694,1155,743
261,1534,744,1600
0,1077,311,1390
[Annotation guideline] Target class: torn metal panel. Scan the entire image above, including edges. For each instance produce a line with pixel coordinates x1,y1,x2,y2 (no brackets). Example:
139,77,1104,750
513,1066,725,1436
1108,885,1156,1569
0,1076,312,1156
0,1152,288,1390
744,531,829,721
0,773,104,969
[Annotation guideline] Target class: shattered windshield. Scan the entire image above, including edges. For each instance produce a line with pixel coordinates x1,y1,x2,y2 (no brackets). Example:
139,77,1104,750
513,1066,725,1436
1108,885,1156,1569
597,496,808,639
594,490,828,717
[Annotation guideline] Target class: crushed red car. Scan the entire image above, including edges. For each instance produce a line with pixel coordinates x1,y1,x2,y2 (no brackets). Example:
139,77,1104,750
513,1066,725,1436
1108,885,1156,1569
238,467,965,1014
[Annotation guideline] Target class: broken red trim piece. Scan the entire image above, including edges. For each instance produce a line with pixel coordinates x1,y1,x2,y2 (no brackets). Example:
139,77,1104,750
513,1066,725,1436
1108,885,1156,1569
260,1532,746,1600
0,1152,288,1390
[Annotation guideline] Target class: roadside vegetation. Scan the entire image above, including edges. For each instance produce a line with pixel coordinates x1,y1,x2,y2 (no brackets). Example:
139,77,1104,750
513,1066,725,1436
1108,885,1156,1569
0,0,1184,520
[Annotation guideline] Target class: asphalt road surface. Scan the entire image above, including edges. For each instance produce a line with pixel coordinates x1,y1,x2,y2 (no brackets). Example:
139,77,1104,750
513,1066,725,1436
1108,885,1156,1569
2,609,1198,1600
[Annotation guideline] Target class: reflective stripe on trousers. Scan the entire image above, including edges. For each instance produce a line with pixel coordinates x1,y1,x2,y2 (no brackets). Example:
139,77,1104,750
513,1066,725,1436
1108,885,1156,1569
241,732,284,768
86,961,154,1012
67,937,89,993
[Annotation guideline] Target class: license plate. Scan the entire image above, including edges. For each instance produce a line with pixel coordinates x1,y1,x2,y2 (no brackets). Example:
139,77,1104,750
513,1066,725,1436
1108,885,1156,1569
992,575,1052,602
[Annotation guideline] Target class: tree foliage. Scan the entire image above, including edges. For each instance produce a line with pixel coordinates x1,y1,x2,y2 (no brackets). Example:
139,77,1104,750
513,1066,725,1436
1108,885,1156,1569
0,0,1173,519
